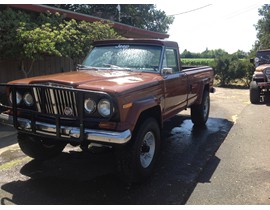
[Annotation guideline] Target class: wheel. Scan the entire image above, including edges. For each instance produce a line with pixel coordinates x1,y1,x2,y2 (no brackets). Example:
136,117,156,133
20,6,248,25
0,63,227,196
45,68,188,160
191,89,210,127
116,117,161,183
250,81,260,104
17,133,66,160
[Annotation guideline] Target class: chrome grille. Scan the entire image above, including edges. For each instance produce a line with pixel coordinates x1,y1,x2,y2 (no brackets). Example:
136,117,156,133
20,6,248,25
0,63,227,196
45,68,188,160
33,87,78,116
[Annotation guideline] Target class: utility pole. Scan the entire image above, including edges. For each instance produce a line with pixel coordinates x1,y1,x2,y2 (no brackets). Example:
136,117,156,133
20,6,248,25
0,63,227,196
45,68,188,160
116,4,121,22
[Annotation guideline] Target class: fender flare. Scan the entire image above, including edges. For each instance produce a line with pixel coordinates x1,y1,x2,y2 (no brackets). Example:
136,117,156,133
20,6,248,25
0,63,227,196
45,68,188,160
194,80,210,105
124,96,162,132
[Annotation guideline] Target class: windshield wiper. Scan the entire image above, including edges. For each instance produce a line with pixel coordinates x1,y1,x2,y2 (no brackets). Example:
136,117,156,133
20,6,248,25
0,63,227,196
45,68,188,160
102,63,125,69
77,64,133,71
102,63,135,71
76,64,99,70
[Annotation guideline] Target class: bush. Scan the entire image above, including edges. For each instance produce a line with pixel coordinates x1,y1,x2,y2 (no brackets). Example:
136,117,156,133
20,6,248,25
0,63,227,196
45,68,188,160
213,56,253,87
0,8,122,77
182,57,254,87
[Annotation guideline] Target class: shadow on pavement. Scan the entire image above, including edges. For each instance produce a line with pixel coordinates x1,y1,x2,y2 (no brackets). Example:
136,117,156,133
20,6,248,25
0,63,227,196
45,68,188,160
1,115,233,205
0,124,17,149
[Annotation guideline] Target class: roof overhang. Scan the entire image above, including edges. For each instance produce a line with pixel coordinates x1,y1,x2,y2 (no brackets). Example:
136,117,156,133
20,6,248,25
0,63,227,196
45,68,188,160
7,4,169,39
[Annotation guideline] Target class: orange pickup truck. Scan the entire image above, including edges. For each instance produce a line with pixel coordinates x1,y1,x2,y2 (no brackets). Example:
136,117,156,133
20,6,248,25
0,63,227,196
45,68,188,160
0,39,215,182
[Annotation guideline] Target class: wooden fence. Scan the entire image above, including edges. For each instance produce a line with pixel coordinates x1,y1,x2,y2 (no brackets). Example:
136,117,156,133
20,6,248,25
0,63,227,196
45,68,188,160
0,56,81,100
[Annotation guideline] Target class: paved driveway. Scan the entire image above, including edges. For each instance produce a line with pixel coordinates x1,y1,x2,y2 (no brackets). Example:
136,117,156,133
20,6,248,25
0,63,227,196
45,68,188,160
0,87,269,204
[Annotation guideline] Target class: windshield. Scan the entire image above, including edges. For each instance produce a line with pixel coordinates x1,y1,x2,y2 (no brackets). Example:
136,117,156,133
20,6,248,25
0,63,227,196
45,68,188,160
81,44,162,72
255,51,270,66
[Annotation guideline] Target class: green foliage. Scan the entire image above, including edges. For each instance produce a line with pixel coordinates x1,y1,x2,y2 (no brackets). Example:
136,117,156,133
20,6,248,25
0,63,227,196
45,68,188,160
232,50,248,59
235,59,254,86
181,58,214,66
0,8,121,77
213,55,236,86
17,20,62,60
181,48,229,59
255,4,270,49
213,55,253,86
16,11,120,61
181,48,252,87
0,8,30,58
47,4,174,33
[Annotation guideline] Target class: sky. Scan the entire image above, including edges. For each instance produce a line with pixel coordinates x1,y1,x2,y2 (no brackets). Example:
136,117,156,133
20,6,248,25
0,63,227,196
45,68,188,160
6,0,268,54
155,0,267,53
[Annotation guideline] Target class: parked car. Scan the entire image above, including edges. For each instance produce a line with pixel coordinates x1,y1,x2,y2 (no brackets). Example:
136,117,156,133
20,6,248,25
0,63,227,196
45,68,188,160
250,49,270,104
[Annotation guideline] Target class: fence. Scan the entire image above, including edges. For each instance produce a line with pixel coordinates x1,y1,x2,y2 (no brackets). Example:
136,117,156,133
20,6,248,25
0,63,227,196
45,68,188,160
0,56,81,101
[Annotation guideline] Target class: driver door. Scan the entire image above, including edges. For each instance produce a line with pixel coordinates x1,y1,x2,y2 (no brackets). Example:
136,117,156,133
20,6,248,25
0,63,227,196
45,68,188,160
162,48,188,119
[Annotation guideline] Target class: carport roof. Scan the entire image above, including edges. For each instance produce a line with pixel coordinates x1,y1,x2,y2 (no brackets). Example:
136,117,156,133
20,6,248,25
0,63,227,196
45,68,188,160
7,4,170,39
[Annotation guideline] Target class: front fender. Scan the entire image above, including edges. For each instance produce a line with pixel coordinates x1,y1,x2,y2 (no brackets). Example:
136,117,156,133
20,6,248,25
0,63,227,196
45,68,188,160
252,72,266,82
122,96,162,132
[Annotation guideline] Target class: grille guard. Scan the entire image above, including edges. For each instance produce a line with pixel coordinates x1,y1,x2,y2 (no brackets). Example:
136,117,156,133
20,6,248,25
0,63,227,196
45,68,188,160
0,83,130,144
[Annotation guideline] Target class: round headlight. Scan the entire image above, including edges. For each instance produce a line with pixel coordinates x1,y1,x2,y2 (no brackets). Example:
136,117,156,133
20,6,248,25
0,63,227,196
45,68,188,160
98,99,111,117
84,98,96,114
23,93,34,106
255,57,259,63
265,68,270,75
9,92,22,105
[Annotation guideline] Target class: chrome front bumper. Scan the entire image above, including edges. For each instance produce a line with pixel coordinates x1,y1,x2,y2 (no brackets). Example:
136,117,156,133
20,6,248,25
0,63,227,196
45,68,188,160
0,113,131,144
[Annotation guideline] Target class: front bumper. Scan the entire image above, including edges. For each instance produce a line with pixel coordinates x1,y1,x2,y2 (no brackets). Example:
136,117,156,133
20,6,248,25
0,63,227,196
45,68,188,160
257,82,270,88
0,113,131,144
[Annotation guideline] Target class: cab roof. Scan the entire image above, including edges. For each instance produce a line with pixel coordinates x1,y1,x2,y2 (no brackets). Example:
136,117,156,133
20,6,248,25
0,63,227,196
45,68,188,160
93,39,179,48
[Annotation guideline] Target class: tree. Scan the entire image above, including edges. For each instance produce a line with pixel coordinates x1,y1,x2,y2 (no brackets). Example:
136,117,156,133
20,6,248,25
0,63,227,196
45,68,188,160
181,49,193,58
181,48,229,59
232,50,248,59
238,60,254,87
0,8,121,77
0,8,30,58
213,54,253,87
213,54,236,86
255,4,270,49
47,4,174,33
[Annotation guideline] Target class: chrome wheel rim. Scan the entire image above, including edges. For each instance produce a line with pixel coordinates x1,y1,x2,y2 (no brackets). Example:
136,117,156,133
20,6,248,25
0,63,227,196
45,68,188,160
140,131,156,168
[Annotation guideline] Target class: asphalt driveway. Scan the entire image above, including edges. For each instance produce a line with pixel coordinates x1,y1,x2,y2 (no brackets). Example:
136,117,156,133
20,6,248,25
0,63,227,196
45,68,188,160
0,87,269,204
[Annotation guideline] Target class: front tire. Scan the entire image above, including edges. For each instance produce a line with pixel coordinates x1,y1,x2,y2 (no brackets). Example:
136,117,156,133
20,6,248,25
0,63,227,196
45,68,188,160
250,81,260,104
18,133,66,160
191,89,210,127
116,117,161,183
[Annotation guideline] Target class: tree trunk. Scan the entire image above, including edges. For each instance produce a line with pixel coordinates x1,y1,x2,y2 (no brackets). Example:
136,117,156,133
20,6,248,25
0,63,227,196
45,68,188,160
21,60,35,78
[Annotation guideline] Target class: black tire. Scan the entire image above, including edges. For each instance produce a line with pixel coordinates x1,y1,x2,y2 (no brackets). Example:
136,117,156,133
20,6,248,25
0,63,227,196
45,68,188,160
116,117,161,183
191,89,210,127
17,133,66,160
250,81,260,104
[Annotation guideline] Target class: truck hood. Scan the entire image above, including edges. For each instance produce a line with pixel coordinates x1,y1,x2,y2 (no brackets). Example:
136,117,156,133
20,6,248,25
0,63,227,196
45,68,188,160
9,70,162,94
255,64,270,72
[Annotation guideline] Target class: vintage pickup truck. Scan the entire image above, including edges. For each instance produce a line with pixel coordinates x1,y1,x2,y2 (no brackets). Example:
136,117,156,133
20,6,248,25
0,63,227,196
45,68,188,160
0,39,215,182
250,49,270,103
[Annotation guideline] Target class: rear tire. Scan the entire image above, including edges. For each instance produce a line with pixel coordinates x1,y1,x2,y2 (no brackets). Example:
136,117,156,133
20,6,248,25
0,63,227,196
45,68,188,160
116,117,161,183
18,133,66,160
250,81,260,104
191,89,210,127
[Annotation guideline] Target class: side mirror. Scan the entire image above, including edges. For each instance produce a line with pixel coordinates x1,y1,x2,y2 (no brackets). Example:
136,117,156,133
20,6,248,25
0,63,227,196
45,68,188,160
162,68,173,75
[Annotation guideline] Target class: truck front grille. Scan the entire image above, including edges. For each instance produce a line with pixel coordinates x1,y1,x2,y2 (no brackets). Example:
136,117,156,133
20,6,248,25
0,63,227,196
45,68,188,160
33,87,78,117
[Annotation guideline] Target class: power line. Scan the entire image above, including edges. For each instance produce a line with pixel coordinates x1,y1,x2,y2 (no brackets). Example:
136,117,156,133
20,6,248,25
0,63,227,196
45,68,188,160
222,4,260,21
168,4,212,16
